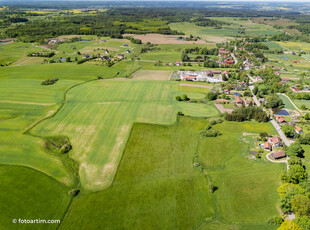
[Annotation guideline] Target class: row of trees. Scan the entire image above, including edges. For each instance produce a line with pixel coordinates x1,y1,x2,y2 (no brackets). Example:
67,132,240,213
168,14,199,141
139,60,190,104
223,107,269,122
277,142,310,229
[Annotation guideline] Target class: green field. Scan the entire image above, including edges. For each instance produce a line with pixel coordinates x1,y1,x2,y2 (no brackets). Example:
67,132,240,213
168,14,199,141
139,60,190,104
293,99,310,110
0,42,48,66
0,165,70,230
169,19,281,43
263,41,283,51
29,80,218,190
58,118,282,229
278,94,296,110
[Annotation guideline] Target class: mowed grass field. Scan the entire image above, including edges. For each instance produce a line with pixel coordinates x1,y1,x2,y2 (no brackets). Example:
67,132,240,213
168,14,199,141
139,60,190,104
0,165,70,230
59,118,282,229
32,80,218,190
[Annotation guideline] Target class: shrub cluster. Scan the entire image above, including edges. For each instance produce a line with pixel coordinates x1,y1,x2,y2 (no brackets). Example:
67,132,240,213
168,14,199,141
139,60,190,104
41,78,59,85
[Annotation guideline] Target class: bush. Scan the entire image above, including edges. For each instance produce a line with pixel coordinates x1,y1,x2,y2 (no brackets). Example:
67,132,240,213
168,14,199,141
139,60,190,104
200,129,221,137
59,143,72,154
208,184,217,193
267,216,283,225
175,96,181,101
41,78,59,85
181,94,189,101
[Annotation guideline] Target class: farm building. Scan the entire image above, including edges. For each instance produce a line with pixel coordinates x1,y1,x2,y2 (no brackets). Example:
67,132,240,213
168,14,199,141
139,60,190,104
270,151,286,160
178,71,222,83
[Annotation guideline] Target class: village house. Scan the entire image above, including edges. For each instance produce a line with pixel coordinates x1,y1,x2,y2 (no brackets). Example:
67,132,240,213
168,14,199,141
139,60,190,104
270,150,286,160
219,48,230,55
213,70,221,75
206,70,213,77
276,115,285,123
256,76,263,82
117,54,125,59
271,136,283,147
264,142,272,151
233,96,243,105
295,126,303,134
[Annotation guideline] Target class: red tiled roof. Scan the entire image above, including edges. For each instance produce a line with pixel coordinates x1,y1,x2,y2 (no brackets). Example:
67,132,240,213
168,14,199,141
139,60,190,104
273,151,286,159
264,142,272,149
272,136,281,144
295,126,302,132
183,76,196,79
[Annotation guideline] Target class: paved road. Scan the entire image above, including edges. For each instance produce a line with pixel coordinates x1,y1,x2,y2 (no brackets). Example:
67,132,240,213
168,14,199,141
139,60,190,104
247,74,256,83
249,84,292,147
231,52,238,64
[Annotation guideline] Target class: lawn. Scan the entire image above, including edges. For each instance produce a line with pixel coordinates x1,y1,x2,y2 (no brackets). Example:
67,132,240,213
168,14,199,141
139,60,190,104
60,118,282,229
0,165,71,230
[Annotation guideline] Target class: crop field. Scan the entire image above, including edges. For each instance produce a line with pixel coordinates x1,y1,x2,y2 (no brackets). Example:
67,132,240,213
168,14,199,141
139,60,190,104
30,80,217,190
0,79,79,186
277,41,310,51
58,118,282,230
0,60,142,80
